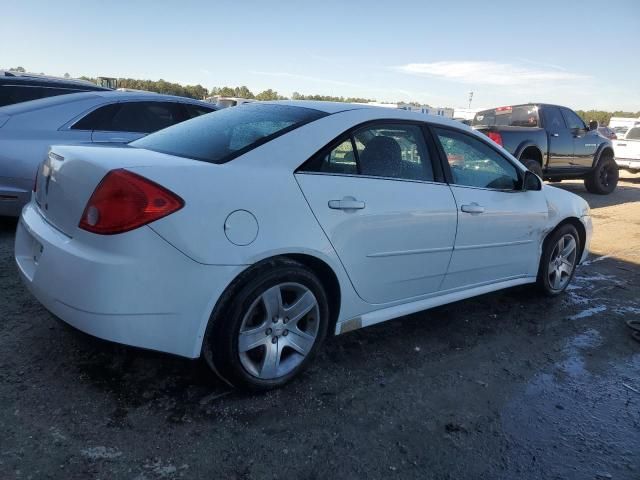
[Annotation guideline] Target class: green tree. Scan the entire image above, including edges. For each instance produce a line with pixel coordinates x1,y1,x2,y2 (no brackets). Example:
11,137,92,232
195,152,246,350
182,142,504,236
10,66,26,73
255,89,281,101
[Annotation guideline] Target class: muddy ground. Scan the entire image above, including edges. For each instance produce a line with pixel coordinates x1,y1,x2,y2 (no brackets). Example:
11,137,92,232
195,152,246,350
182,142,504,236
1,174,639,480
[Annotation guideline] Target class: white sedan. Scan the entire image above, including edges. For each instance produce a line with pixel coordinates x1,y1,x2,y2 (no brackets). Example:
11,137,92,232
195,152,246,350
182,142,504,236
15,101,592,390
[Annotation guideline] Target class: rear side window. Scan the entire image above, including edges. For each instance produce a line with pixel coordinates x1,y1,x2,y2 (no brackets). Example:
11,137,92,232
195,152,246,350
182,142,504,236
184,104,216,119
541,106,566,131
71,103,120,130
300,123,434,182
472,105,539,127
131,103,327,164
108,102,185,133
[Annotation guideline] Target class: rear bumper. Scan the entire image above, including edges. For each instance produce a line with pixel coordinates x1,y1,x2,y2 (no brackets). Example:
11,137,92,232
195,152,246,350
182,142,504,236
615,157,640,171
15,203,244,358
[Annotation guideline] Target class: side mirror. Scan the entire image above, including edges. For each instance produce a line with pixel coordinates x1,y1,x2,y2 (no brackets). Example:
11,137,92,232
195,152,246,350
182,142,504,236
523,170,542,191
588,120,598,131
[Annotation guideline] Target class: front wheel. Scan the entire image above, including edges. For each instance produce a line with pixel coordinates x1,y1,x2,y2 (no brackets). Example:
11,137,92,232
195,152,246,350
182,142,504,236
203,259,329,391
584,156,618,194
537,224,580,296
521,158,543,178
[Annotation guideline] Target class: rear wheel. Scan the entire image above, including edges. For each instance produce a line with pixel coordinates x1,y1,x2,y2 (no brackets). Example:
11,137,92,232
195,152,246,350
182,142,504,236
584,155,618,194
537,224,580,296
203,259,329,391
521,157,543,178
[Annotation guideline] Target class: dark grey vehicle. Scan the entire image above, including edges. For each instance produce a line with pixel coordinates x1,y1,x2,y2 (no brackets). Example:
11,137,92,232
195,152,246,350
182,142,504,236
0,71,109,107
472,104,617,194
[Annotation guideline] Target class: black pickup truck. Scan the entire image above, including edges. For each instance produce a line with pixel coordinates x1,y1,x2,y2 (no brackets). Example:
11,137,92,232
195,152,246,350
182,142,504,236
472,103,618,194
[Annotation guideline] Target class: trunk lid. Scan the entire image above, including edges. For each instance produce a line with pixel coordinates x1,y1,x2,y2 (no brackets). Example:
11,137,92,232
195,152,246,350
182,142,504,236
34,144,194,236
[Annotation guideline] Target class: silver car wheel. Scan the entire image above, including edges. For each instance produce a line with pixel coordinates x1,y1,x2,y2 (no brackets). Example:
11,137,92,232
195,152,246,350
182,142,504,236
238,282,320,380
548,234,577,291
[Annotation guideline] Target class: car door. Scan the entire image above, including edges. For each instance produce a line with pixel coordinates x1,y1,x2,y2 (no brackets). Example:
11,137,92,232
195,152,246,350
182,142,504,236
295,122,458,305
561,107,597,168
431,126,548,291
91,101,187,143
540,106,573,168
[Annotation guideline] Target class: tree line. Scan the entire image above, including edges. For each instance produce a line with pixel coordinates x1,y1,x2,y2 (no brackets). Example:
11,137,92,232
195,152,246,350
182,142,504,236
5,67,639,122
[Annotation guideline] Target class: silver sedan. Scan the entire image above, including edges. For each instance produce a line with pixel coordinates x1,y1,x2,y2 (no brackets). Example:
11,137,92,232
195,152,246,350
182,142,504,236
0,91,216,216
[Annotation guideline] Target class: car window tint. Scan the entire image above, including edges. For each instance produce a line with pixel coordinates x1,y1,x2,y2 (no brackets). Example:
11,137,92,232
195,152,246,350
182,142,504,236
626,127,640,140
353,124,434,181
561,108,585,130
71,103,120,130
542,106,566,130
0,85,75,107
106,102,183,133
131,103,327,164
434,128,520,190
184,104,215,119
306,139,358,175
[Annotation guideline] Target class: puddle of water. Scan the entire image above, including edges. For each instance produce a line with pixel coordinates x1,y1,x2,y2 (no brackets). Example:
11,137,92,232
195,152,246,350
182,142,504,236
500,329,640,479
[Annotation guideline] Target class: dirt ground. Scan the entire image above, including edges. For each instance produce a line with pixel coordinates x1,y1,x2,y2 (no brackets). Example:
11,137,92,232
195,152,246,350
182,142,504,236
1,173,638,480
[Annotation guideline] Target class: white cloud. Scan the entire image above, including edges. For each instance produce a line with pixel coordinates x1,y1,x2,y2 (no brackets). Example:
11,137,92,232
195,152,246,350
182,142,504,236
397,61,589,86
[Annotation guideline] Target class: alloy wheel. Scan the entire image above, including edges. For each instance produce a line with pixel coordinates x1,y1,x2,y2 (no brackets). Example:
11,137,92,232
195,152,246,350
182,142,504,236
238,282,320,379
547,234,577,291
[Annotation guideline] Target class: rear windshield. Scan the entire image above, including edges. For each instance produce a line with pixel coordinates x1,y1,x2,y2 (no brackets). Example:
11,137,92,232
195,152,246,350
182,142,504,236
472,105,539,127
131,103,327,164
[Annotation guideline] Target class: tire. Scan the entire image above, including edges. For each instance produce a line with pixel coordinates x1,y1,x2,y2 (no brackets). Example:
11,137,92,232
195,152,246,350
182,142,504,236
584,155,618,194
537,224,580,296
202,258,329,391
521,157,543,178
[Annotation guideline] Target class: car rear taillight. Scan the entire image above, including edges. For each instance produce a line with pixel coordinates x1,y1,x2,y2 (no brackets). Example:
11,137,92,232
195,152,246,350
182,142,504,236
79,169,184,235
487,131,503,146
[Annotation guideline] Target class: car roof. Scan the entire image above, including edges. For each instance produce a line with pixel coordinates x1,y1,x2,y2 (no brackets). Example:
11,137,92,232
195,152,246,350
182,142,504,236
0,90,214,116
0,71,108,90
260,100,370,114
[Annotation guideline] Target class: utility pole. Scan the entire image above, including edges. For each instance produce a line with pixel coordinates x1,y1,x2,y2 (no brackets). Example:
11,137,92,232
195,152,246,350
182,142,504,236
468,91,474,109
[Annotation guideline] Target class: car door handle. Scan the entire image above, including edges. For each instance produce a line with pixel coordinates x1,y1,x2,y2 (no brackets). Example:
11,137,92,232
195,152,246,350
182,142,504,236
550,133,559,137
328,197,366,210
460,203,485,214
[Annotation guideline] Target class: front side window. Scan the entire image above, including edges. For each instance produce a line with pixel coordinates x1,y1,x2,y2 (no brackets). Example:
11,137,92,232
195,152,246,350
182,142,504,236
561,108,586,130
434,128,520,190
300,123,434,182
132,103,327,164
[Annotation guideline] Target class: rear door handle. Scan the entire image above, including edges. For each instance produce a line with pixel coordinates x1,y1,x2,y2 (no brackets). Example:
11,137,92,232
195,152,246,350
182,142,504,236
460,203,485,214
328,196,366,211
550,133,559,137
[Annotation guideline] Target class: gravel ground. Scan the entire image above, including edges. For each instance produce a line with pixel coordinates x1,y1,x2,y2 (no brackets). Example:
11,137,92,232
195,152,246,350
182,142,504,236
1,173,639,480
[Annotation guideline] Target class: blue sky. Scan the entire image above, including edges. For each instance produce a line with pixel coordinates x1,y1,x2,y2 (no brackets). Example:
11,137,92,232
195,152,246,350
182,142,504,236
3,0,639,110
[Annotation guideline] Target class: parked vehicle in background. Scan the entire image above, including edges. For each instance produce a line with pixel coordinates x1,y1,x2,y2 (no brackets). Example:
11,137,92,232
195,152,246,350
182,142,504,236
614,126,640,172
472,104,617,194
0,70,110,107
0,91,216,216
609,116,640,134
597,126,617,140
15,101,591,390
205,96,255,108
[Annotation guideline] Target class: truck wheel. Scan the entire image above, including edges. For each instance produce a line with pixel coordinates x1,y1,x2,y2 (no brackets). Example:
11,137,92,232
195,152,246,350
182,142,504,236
521,158,543,178
584,156,618,194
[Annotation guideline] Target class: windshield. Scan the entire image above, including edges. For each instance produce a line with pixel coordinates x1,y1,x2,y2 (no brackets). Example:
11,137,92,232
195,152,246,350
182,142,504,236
472,105,539,127
131,103,327,164
626,127,640,140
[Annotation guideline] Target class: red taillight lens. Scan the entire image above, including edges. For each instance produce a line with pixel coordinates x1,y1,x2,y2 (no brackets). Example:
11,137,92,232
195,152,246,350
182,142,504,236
79,169,184,235
487,131,503,146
